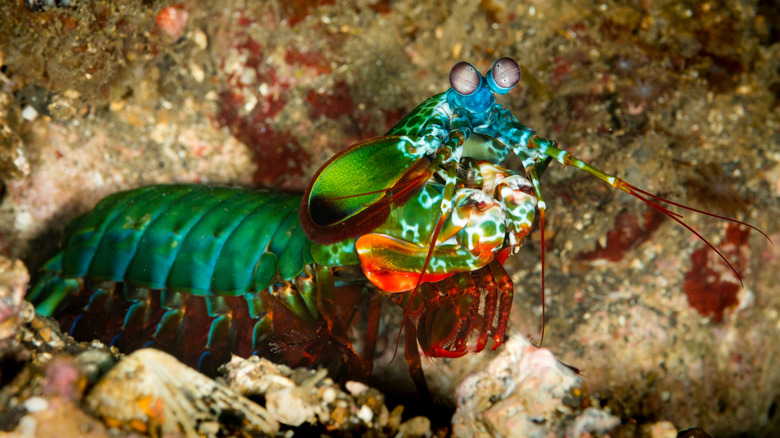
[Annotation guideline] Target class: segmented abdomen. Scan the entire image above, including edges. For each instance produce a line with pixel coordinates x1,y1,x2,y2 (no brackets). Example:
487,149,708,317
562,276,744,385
29,185,316,372
62,184,309,293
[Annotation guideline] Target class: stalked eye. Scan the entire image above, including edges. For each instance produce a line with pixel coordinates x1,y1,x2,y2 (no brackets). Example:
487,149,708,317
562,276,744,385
449,61,481,95
488,57,521,94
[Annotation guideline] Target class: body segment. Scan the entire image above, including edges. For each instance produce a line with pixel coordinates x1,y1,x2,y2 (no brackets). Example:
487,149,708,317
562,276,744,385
29,185,334,374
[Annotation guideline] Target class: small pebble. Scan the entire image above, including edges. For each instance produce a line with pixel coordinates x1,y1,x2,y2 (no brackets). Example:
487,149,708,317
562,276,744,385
356,405,373,424
266,389,312,427
398,416,431,437
22,105,38,121
345,380,368,396
646,421,678,438
322,387,336,403
198,421,220,435
23,397,48,413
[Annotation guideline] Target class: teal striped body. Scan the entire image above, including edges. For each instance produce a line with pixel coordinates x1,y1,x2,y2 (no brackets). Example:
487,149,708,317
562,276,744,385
32,185,312,302
28,185,365,375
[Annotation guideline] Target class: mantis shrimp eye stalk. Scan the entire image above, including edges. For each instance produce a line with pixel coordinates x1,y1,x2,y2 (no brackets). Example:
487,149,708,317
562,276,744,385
449,62,482,95
487,57,522,94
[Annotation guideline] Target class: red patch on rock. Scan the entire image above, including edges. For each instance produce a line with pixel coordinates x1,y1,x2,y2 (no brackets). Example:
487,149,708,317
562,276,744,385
306,81,355,120
305,82,407,145
284,47,332,75
367,0,392,13
214,35,314,189
216,90,310,189
281,0,336,26
577,208,666,262
683,223,749,322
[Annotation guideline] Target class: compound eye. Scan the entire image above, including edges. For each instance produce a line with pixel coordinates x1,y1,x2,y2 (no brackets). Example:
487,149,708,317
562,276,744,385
489,57,521,93
449,61,481,95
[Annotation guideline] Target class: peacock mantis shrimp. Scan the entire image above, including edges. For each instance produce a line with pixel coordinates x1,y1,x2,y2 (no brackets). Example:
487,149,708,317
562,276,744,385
29,57,768,395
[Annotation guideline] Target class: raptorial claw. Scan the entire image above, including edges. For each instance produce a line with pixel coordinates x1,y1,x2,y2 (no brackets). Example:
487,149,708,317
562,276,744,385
393,258,514,359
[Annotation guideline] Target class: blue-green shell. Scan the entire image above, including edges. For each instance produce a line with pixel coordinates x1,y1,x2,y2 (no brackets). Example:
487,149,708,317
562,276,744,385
31,185,311,302
27,185,340,373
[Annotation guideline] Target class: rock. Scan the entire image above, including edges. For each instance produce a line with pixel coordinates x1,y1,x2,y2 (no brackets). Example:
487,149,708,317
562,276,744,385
0,257,32,348
452,336,619,437
221,355,392,432
84,348,279,436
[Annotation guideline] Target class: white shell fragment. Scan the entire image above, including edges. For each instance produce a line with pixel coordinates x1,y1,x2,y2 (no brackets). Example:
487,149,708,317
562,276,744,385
84,348,279,436
221,355,393,431
452,335,620,437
